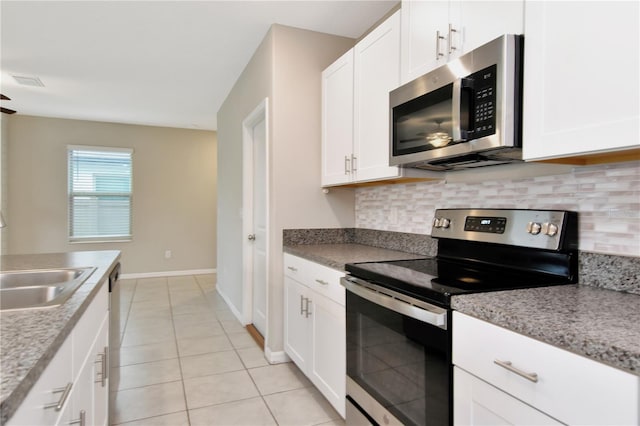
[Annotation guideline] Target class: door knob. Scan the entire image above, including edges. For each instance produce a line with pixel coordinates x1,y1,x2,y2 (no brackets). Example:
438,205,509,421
248,234,256,241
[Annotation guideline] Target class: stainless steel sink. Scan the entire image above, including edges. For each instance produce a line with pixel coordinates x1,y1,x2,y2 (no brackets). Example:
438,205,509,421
0,267,96,311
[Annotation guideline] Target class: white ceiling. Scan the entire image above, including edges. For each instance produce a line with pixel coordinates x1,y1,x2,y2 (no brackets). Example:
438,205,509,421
1,1,397,130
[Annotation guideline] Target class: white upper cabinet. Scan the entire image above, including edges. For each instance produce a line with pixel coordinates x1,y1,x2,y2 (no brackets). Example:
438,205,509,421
401,1,524,84
353,10,402,183
522,1,640,161
321,50,354,187
322,11,416,187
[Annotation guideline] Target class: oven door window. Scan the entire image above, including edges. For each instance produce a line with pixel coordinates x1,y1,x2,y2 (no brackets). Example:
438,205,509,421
347,291,450,426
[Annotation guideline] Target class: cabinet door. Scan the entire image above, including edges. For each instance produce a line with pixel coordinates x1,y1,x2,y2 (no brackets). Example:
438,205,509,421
322,49,354,187
68,344,95,426
354,10,402,183
284,277,310,371
309,293,346,418
454,367,562,425
92,313,109,426
456,1,523,55
522,1,639,160
400,0,451,83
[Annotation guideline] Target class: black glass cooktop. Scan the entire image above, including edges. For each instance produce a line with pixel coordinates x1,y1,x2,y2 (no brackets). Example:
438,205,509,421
345,257,573,307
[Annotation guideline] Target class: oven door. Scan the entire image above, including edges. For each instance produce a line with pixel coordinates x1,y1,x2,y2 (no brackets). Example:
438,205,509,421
342,277,451,426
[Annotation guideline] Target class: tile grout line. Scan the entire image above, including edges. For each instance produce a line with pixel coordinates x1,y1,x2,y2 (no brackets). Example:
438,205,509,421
167,275,193,426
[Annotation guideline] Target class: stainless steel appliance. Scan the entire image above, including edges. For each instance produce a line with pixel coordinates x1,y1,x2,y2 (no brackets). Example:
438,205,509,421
342,208,578,425
390,35,523,171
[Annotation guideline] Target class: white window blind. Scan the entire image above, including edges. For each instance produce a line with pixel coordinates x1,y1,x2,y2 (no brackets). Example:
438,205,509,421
68,146,133,242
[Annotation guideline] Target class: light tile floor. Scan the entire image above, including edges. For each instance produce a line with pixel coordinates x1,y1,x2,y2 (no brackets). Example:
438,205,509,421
111,274,344,426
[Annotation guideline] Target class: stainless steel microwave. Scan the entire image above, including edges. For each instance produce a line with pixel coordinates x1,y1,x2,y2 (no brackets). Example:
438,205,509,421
390,34,523,171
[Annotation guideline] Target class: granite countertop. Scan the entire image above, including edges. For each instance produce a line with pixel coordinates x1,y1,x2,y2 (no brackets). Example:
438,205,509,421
284,243,425,271
452,285,640,375
0,250,121,424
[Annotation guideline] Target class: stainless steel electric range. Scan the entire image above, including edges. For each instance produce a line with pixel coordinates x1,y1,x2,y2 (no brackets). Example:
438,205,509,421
341,208,578,426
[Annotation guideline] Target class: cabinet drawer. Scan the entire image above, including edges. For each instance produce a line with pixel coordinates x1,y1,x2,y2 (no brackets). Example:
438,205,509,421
307,261,345,306
8,336,73,426
283,254,345,306
283,253,310,282
73,282,108,377
453,312,639,425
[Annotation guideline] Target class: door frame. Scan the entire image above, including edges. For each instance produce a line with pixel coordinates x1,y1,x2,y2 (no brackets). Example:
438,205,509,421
241,97,270,343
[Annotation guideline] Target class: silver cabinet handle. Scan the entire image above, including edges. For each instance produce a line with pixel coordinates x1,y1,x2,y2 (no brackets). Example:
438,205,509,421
69,410,86,426
300,294,304,315
95,346,108,387
287,266,298,272
494,359,539,383
247,234,256,241
351,154,357,172
436,30,445,60
448,23,458,54
344,155,351,175
304,298,312,318
44,382,73,411
315,279,329,286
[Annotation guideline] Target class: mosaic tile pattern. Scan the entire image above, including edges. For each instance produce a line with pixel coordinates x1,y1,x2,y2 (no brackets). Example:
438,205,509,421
356,162,640,257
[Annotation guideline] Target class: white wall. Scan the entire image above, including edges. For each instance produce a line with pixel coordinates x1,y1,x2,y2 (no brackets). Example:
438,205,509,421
5,115,217,273
217,24,355,355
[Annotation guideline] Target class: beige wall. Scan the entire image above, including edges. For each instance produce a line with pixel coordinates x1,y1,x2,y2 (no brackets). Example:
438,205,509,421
217,25,355,355
5,115,217,274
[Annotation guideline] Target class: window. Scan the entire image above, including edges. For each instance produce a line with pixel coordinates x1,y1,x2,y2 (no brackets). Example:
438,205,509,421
68,146,133,242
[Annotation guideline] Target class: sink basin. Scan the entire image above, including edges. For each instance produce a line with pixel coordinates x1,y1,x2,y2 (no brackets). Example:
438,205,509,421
0,267,96,311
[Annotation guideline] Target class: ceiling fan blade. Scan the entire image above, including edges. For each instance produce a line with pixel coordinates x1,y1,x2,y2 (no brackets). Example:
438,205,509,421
0,94,10,100
1,107,16,114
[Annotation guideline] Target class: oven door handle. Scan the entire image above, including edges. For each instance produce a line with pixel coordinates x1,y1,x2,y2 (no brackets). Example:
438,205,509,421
341,277,447,330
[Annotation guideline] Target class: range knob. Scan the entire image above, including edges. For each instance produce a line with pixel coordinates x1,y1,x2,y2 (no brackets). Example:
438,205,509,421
440,218,451,228
526,221,542,235
432,217,441,228
541,222,559,236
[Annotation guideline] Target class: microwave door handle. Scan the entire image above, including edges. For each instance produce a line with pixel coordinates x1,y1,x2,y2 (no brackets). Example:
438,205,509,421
452,79,463,142
452,78,475,142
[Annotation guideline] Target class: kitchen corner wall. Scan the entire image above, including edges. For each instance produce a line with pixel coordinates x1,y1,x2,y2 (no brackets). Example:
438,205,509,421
4,115,217,273
356,161,640,257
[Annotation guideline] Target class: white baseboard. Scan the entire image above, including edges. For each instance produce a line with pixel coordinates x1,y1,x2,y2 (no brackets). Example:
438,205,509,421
265,347,290,364
120,268,216,280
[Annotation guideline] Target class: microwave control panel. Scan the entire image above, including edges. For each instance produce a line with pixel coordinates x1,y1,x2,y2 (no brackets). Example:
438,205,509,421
470,64,497,139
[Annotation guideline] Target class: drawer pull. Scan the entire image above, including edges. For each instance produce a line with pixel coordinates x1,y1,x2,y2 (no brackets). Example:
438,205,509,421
315,279,329,286
95,346,108,387
494,359,539,383
44,382,73,411
69,410,86,426
287,266,298,272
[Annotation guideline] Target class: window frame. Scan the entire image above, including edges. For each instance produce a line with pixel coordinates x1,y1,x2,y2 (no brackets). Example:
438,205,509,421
67,145,133,243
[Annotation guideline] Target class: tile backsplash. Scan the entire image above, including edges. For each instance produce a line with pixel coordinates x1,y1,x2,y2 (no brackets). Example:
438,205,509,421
356,161,640,257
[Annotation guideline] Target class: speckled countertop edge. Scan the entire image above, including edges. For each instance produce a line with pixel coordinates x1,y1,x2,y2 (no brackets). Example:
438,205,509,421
0,250,121,424
451,285,640,375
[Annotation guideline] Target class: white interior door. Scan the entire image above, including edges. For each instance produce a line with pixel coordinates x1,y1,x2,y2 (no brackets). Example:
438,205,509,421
242,99,269,339
250,116,267,336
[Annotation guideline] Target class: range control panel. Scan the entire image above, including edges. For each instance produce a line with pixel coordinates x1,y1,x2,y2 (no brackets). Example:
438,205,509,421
431,209,578,251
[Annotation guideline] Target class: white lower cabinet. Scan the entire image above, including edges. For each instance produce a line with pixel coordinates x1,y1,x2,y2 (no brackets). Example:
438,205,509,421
454,367,561,425
8,281,109,426
283,254,346,418
453,311,639,426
